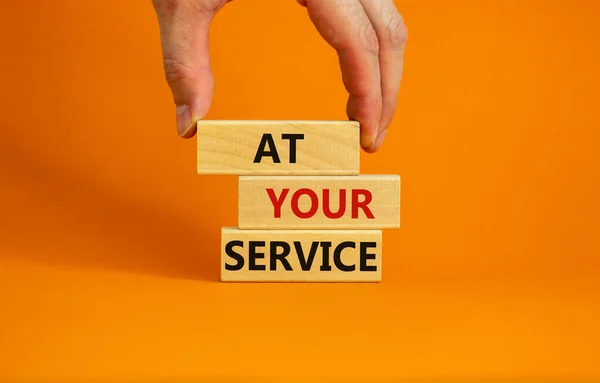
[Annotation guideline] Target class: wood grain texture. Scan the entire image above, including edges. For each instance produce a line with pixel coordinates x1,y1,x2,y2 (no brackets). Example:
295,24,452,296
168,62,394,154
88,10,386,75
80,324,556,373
221,227,382,282
238,175,400,229
196,120,360,175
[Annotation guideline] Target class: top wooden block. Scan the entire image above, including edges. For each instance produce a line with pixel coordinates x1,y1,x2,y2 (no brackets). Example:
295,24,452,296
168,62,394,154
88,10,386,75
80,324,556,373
196,120,360,175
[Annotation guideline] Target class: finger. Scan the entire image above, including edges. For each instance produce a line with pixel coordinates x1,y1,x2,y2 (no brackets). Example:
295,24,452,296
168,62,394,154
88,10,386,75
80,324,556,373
359,0,407,151
152,0,229,138
300,0,383,151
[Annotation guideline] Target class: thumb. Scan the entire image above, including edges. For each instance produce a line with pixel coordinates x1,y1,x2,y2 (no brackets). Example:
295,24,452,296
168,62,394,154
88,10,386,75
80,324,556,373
152,0,226,138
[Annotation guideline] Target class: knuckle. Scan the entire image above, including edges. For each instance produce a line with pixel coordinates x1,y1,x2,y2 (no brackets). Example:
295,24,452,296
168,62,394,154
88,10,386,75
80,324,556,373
163,57,193,85
152,0,179,13
358,22,380,55
153,0,228,14
195,0,228,13
385,13,408,50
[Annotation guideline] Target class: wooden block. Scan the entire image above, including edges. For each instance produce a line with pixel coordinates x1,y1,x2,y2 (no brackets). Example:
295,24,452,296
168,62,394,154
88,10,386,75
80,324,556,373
221,227,382,282
238,175,400,229
196,120,360,175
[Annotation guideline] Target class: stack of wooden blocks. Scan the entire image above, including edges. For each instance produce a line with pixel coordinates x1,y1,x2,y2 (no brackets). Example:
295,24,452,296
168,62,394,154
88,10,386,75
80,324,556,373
196,120,401,282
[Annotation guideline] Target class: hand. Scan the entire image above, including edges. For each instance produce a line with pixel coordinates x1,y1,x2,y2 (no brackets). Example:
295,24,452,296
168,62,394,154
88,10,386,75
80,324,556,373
152,0,407,152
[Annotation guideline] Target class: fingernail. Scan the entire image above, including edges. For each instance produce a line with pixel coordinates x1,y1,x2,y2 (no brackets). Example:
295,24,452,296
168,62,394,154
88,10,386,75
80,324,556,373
176,105,194,137
372,129,388,150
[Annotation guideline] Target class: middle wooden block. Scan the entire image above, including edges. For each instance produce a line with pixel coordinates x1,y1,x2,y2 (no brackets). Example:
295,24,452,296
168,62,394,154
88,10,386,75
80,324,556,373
238,175,401,229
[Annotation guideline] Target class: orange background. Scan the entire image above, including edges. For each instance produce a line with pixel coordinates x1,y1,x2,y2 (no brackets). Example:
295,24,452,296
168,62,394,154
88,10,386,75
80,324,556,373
1,0,599,380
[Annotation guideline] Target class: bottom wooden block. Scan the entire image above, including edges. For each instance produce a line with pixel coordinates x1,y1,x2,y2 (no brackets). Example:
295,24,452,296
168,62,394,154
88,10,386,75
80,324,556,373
221,227,382,282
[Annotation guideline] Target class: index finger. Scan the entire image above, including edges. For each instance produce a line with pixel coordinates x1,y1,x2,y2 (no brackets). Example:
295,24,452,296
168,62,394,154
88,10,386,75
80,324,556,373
300,0,383,150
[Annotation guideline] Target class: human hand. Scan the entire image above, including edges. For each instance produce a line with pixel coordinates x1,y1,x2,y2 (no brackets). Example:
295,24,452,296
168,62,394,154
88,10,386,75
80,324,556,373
152,0,407,152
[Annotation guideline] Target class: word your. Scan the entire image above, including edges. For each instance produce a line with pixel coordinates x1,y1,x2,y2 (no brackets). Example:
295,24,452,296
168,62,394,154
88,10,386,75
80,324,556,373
224,240,378,272
266,188,375,219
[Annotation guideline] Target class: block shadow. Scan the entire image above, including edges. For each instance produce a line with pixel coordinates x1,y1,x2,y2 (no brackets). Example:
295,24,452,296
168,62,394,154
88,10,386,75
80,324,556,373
0,128,220,282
